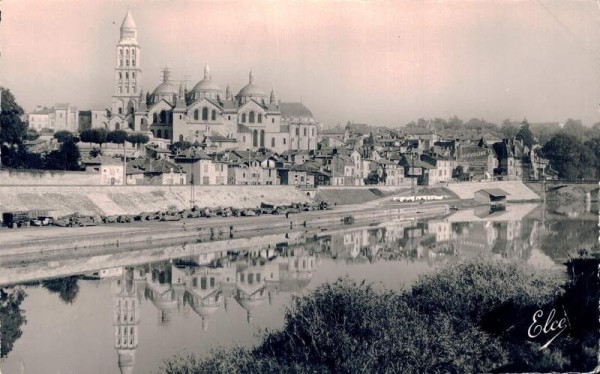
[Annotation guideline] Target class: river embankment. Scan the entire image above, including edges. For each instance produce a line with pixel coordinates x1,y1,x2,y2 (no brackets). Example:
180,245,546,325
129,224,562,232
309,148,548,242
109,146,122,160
0,200,449,259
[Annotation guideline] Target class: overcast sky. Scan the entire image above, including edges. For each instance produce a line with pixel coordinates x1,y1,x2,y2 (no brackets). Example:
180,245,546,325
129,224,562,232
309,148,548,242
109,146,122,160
2,0,600,128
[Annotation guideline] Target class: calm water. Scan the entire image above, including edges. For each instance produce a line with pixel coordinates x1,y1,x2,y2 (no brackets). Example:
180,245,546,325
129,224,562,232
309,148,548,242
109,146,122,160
0,202,597,374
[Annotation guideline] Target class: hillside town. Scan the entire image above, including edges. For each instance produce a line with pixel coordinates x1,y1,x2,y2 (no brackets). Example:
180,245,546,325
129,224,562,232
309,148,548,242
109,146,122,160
3,10,557,188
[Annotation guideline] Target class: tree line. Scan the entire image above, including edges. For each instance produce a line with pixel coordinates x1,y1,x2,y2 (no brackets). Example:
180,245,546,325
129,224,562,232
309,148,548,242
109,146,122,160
0,87,148,171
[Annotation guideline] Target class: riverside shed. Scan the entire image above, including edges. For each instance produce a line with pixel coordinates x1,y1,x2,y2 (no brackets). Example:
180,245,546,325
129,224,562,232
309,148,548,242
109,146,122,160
474,188,508,207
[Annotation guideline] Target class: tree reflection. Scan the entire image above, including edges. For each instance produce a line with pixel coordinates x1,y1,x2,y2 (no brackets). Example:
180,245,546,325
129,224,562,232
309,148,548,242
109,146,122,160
42,276,80,304
0,288,27,358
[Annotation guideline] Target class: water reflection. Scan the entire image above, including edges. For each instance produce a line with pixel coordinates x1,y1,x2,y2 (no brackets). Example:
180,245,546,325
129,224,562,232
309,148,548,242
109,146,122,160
1,203,597,373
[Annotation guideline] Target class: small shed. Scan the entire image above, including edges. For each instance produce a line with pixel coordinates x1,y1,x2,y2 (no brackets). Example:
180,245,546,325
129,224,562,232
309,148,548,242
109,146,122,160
474,188,509,207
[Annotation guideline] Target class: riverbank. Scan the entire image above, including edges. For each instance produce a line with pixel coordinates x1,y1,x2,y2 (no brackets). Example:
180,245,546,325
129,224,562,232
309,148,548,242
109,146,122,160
0,200,449,259
160,257,598,374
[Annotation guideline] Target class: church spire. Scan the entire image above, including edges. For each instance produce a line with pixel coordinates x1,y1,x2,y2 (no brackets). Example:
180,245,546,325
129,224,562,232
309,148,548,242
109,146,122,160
270,86,278,105
204,63,210,80
119,10,138,43
138,90,147,111
225,83,232,100
161,68,171,83
175,81,186,109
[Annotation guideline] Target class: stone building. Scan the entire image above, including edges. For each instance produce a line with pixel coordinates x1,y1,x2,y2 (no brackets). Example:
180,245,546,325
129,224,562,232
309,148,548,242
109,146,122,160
92,10,321,153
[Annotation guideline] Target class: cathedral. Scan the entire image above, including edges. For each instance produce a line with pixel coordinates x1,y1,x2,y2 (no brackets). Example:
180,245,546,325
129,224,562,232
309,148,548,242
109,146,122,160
92,10,321,153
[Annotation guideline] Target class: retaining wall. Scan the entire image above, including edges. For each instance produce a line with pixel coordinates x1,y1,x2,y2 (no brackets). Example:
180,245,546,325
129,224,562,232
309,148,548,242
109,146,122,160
0,185,311,216
0,169,100,185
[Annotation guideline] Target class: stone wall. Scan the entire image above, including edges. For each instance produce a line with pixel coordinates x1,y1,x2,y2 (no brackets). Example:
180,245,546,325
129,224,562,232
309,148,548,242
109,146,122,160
0,170,100,185
0,184,311,216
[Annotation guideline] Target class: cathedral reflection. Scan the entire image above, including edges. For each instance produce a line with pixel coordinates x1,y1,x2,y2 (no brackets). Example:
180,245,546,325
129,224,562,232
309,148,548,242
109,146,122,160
106,208,543,373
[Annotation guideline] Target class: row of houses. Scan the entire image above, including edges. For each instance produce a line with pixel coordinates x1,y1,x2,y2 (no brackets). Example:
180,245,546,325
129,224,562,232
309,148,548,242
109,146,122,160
78,121,552,187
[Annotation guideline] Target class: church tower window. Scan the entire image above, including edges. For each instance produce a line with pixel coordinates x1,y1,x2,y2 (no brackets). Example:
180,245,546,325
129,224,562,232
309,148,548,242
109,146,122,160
249,111,255,123
258,114,262,123
202,107,208,121
211,110,216,121
242,113,246,123
194,109,199,120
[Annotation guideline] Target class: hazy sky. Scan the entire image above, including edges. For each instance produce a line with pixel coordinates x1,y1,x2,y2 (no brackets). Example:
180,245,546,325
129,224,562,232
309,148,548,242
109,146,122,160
2,0,600,128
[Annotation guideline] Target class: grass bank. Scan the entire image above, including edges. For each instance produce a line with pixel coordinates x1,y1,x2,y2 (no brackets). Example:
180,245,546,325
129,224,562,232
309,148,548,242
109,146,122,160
159,256,599,373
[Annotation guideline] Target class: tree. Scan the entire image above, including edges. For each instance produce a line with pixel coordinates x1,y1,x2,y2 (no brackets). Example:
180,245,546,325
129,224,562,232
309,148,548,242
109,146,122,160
541,133,597,180
500,120,518,140
42,277,80,304
127,132,150,148
79,128,108,147
0,288,27,358
45,139,81,170
364,170,380,185
515,119,534,149
107,130,128,145
53,130,75,143
170,140,192,153
0,87,27,144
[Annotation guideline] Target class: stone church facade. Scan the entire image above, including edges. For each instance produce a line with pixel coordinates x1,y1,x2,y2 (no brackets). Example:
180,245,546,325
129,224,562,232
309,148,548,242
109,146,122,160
92,10,320,153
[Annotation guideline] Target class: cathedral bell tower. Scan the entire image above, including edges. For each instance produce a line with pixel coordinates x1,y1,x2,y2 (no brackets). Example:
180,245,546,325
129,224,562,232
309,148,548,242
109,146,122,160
111,10,142,118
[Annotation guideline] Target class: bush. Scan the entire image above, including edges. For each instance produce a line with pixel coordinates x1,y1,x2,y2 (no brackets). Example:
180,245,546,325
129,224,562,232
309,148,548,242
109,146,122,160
159,258,594,374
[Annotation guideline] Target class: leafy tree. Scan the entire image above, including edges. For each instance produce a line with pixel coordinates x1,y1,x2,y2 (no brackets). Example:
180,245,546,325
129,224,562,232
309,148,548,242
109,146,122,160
364,170,380,185
79,128,108,147
107,130,128,145
53,130,75,143
126,132,150,148
452,165,469,181
79,129,96,144
170,140,192,153
0,87,27,144
563,118,587,142
515,119,534,148
42,276,80,304
0,288,27,358
500,119,519,140
45,139,80,170
541,133,597,180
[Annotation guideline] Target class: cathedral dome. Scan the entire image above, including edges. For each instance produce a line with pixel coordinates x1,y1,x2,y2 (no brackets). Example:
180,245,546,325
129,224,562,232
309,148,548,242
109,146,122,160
192,64,222,101
236,69,266,104
153,81,178,97
237,83,266,98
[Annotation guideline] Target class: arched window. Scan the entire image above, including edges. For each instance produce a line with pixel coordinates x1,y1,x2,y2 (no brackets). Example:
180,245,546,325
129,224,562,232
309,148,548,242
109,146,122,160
304,127,307,136
153,113,158,124
115,123,120,130
157,129,162,138
242,113,246,123
271,138,275,148
125,72,129,79
132,72,135,79
211,110,216,121
283,138,287,145
118,108,122,114
296,127,300,136
202,107,208,121
249,111,256,123
258,114,262,123
260,130,265,148
194,109,199,120
160,110,167,123
120,59,123,67
164,130,169,139
253,130,258,147
119,72,122,80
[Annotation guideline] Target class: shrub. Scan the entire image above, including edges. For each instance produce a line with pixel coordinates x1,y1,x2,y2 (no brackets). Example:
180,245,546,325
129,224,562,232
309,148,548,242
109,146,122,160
158,258,586,374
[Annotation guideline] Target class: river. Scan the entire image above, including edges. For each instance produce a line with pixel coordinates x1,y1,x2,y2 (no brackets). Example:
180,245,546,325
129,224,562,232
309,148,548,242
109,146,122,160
0,201,597,374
